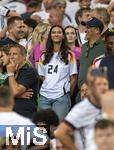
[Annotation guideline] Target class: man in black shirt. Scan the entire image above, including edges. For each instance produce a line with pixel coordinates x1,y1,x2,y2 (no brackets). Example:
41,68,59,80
0,16,26,47
6,44,38,118
100,29,114,89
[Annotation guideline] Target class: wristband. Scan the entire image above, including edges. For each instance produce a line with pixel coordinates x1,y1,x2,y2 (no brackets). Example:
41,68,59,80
7,73,14,77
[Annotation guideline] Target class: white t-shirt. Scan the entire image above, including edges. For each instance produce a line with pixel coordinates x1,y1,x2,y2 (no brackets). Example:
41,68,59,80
91,0,114,9
0,112,34,125
4,2,26,14
38,51,77,99
62,15,72,28
31,11,50,20
0,112,48,149
65,98,102,150
65,1,80,27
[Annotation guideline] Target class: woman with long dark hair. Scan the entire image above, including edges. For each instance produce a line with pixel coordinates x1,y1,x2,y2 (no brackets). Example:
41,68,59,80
38,25,77,120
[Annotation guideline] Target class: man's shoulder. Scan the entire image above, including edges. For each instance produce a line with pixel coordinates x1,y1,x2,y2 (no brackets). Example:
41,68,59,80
66,99,93,119
12,112,34,125
19,64,38,82
65,98,101,128
82,42,88,48
72,98,93,112
100,55,114,65
0,112,34,125
68,98,100,118
21,64,37,73
99,39,106,46
0,38,17,47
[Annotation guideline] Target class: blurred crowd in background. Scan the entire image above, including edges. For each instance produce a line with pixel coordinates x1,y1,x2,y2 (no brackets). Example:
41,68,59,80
0,0,114,149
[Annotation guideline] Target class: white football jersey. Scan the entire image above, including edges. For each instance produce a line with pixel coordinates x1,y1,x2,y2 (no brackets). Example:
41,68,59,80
65,98,102,150
38,51,77,99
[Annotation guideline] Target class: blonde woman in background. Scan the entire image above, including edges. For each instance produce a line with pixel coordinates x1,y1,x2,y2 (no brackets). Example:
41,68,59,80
30,22,51,68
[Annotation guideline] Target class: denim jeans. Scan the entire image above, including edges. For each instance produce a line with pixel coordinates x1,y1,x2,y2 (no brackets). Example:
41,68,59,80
39,93,71,120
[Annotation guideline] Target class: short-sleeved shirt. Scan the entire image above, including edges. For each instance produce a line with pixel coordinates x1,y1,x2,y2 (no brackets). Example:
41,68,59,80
29,44,44,66
38,51,77,99
100,54,114,89
78,38,106,88
0,37,17,47
13,63,38,119
64,98,101,150
0,6,9,16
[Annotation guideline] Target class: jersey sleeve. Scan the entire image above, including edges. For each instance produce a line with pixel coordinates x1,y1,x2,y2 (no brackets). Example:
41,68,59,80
69,51,78,75
64,105,83,129
64,100,92,129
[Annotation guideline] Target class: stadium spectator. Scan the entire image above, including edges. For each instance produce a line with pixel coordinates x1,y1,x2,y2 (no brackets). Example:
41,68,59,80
78,0,91,9
100,29,114,89
6,44,38,118
0,16,26,47
21,0,43,20
32,109,59,138
30,0,48,23
0,6,19,17
38,25,77,120
91,7,110,39
4,0,26,15
75,8,91,46
42,0,54,11
0,8,20,40
54,67,109,150
78,17,106,88
31,22,51,68
51,0,72,27
0,86,34,125
65,25,81,71
48,8,63,27
109,8,114,29
20,18,37,61
80,82,89,99
101,90,114,121
65,25,81,106
94,119,114,150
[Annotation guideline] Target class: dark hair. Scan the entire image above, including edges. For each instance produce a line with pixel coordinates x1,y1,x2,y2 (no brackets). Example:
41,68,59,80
105,28,114,55
43,25,69,65
0,44,27,56
0,86,13,107
7,16,23,28
64,25,80,47
0,45,10,55
27,0,42,9
24,18,37,29
75,8,91,25
95,119,114,130
8,44,27,57
32,109,59,126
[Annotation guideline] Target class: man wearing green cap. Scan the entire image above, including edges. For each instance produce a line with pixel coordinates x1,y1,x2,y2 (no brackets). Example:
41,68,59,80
78,17,107,89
